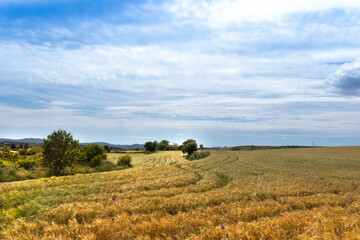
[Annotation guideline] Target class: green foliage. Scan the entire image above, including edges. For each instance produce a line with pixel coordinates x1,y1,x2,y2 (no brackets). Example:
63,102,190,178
158,140,170,150
103,145,111,153
90,155,106,168
26,146,42,155
95,160,117,172
144,141,158,152
26,149,37,156
117,155,133,167
187,151,210,161
16,158,38,170
182,139,198,156
0,147,19,162
19,149,27,156
82,144,107,167
42,129,80,176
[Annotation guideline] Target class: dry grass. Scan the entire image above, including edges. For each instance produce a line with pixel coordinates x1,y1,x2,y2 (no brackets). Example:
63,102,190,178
107,151,187,168
1,147,360,239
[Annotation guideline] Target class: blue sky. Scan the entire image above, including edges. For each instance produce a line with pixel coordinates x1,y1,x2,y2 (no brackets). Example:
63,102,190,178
1,0,360,146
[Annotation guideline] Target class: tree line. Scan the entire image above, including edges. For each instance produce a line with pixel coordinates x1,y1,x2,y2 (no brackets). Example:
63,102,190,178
144,139,199,158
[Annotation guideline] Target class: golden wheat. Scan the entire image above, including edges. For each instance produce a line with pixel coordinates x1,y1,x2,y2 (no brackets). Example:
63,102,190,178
1,147,360,239
107,151,186,168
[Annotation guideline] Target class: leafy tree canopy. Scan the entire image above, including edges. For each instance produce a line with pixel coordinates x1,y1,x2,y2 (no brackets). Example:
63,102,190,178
182,139,198,156
144,141,158,152
158,140,169,150
86,144,107,167
42,129,79,176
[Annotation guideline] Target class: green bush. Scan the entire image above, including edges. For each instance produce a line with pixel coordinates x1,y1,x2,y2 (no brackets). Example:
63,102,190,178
187,151,210,161
81,144,107,167
96,161,117,172
26,149,37,156
0,162,18,182
90,154,106,167
0,147,19,162
17,158,38,170
19,149,27,156
117,155,133,167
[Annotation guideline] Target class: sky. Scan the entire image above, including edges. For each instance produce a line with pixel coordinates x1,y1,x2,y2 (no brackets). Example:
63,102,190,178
1,0,360,147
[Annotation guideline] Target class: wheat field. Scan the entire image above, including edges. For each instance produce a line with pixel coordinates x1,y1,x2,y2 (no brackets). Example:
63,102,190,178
1,147,360,239
107,151,187,168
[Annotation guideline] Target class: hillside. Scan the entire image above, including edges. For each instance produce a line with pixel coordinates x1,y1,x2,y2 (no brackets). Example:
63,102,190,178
0,138,44,144
0,138,145,150
1,147,360,239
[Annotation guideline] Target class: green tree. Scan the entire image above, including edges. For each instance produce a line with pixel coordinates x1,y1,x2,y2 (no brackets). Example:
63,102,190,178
158,140,169,150
182,139,198,157
82,143,107,167
144,141,158,152
42,129,79,176
103,144,111,153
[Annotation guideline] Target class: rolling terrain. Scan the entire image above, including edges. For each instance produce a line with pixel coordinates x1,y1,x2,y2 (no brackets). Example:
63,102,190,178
1,147,360,239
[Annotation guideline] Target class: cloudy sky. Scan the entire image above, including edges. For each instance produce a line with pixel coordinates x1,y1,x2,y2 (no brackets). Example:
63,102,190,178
1,0,360,146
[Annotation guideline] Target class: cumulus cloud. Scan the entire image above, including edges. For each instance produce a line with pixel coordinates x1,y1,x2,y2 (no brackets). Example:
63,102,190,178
327,58,360,95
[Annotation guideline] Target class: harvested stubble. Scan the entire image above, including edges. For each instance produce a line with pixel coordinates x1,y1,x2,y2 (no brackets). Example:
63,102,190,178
1,147,360,239
107,151,187,168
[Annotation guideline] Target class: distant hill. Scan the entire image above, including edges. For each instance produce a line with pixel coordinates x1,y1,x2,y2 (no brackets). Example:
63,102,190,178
0,138,144,150
0,138,44,143
229,145,316,151
80,142,145,150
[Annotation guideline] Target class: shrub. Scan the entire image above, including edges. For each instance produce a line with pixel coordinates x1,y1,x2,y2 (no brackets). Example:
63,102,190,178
0,147,19,162
187,151,210,161
90,154,106,168
117,155,133,167
82,144,107,167
17,158,38,170
26,149,37,156
96,161,117,172
19,149,27,156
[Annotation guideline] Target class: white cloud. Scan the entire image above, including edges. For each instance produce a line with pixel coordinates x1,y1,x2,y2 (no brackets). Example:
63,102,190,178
166,0,360,25
1,0,360,144
327,58,360,95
